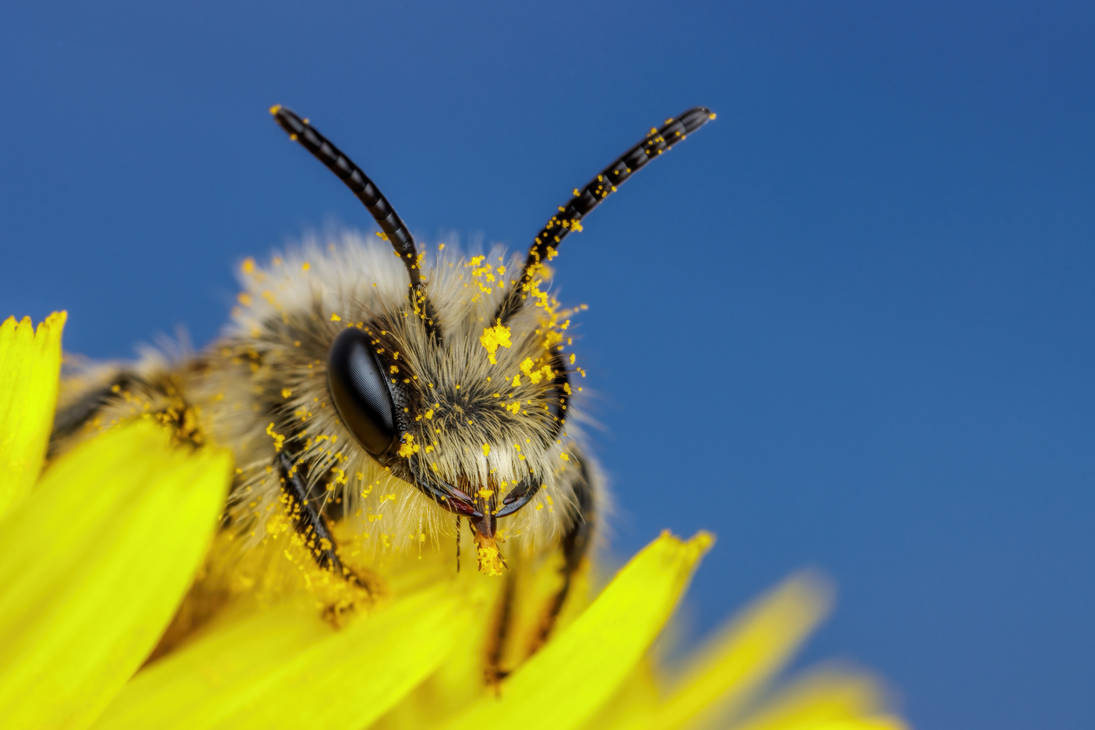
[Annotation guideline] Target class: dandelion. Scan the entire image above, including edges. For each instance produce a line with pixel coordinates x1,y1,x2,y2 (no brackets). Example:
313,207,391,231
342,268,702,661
0,313,905,730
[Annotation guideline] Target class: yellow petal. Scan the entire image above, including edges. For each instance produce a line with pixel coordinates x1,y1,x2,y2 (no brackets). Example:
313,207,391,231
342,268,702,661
0,421,231,730
583,656,662,730
642,573,833,730
93,585,468,730
730,671,908,730
441,531,714,730
0,311,66,518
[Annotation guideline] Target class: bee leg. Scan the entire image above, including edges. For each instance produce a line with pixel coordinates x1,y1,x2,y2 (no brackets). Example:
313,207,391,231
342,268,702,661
276,450,376,619
484,570,517,690
527,454,595,657
47,371,149,457
482,455,596,687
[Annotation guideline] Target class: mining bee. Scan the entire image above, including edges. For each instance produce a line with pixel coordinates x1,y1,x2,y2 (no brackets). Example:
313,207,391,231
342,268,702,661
50,103,714,671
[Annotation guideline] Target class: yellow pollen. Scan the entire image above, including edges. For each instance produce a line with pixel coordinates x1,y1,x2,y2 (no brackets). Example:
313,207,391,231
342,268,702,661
265,422,286,452
479,323,512,364
330,313,341,322
397,434,420,458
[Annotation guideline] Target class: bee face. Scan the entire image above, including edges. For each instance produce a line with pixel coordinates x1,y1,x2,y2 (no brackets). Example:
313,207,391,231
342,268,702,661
324,261,572,539
262,103,712,555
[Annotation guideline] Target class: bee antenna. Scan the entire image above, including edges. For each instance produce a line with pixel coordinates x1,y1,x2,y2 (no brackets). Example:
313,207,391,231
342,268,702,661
270,105,442,339
495,107,716,323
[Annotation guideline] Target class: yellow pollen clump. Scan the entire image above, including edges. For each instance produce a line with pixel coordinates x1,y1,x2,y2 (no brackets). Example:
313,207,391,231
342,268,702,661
476,540,506,576
481,444,491,457
237,293,252,306
280,388,292,399
479,323,512,364
241,257,256,274
330,313,341,322
265,422,285,452
301,262,311,272
521,357,552,385
396,434,420,458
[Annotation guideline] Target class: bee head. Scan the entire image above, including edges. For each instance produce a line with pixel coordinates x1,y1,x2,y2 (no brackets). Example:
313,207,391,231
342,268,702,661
324,288,571,544
271,103,713,546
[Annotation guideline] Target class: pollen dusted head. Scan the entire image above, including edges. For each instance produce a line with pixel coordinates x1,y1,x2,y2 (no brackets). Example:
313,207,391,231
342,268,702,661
265,103,713,571
323,249,576,550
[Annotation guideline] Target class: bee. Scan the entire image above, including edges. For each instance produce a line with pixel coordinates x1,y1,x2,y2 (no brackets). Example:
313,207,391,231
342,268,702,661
49,104,714,650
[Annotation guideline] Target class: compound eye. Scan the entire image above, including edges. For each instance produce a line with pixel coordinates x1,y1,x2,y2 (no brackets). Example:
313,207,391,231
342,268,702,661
326,328,398,459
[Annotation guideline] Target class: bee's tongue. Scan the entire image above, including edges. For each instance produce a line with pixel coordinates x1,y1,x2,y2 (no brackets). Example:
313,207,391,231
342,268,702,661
470,511,496,539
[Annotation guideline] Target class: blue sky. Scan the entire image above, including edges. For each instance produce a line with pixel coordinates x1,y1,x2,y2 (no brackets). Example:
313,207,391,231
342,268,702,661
3,1,1093,727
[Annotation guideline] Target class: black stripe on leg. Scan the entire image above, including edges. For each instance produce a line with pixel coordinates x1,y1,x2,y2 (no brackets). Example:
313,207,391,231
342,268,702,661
277,450,347,575
527,454,595,655
48,371,149,456
275,449,372,598
484,571,517,688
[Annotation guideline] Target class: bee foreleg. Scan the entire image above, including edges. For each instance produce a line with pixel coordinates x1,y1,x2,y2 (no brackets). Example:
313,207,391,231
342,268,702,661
48,371,150,457
527,453,595,656
275,450,374,604
484,570,517,689
483,454,595,685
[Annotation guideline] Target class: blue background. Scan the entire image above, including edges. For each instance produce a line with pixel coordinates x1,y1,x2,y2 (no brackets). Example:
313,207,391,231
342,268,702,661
3,2,1093,727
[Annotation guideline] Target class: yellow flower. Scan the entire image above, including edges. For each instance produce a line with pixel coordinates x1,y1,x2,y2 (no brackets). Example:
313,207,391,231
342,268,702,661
0,313,905,730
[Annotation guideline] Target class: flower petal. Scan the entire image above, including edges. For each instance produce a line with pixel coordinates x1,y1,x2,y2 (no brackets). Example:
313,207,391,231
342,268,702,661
93,585,468,730
0,311,66,518
729,671,908,730
642,573,833,729
441,531,714,730
0,421,231,730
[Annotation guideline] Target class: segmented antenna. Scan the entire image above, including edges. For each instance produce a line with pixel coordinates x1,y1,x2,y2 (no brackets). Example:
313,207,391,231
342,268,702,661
496,106,716,323
270,105,441,337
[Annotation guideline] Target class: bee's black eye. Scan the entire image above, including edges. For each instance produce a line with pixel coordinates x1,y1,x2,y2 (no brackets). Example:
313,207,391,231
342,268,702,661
326,328,398,459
